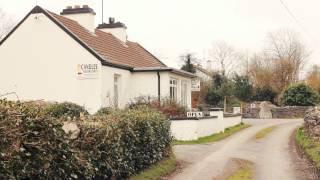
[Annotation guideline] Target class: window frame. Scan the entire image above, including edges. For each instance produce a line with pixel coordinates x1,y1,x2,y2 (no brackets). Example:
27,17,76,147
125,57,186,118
170,78,178,101
114,74,121,108
181,80,188,107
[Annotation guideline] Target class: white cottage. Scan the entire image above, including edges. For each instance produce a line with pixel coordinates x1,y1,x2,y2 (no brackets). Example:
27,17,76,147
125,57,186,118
0,5,195,113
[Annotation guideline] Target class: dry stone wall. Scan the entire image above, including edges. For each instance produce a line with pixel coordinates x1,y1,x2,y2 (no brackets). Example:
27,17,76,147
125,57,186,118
271,106,311,119
242,107,260,118
242,101,313,119
304,107,320,139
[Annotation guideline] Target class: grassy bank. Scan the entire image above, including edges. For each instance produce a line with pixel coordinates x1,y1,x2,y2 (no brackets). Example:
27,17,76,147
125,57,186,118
295,127,320,169
227,166,253,180
130,154,177,180
174,123,250,145
255,126,277,139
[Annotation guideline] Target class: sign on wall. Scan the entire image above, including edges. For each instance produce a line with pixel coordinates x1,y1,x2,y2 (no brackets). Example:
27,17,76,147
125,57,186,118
191,79,201,91
77,64,99,79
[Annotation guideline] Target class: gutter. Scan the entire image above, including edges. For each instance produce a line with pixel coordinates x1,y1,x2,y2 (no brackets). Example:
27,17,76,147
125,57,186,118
133,67,197,78
157,71,161,103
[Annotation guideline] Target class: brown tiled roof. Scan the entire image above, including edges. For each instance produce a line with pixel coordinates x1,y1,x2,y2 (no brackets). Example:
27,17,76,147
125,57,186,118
48,11,166,68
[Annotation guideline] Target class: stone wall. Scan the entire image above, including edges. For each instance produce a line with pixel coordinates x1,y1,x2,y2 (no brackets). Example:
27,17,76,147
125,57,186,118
304,108,320,138
242,107,260,118
242,101,313,119
271,106,312,119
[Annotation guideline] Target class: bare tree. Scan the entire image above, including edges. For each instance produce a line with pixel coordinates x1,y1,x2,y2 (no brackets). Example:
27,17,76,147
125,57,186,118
248,53,274,88
0,9,14,40
248,30,309,94
209,41,240,77
306,65,320,93
267,30,309,82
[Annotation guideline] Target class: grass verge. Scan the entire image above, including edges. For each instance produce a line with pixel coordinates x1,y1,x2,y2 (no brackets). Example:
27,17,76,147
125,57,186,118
255,126,277,139
295,127,320,169
227,165,253,180
130,153,177,180
174,123,250,145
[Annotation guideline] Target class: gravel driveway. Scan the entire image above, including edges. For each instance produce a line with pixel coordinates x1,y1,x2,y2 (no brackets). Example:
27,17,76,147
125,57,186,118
170,119,318,180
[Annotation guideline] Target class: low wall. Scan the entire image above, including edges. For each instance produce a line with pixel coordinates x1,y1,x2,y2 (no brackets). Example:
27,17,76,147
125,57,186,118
197,118,223,138
170,119,199,140
271,106,312,118
171,112,242,141
242,107,260,118
224,114,242,128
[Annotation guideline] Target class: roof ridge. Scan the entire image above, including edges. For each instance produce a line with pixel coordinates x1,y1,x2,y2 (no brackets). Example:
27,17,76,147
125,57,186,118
36,6,120,68
47,10,96,36
1,5,168,70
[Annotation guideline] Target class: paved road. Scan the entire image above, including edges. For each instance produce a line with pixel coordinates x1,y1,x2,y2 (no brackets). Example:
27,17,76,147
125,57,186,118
170,119,317,180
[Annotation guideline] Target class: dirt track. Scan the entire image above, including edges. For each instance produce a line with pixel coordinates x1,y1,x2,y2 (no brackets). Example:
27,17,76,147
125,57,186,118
170,119,318,180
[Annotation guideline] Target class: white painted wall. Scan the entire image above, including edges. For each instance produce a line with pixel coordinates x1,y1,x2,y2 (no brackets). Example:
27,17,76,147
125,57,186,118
130,72,159,98
170,120,198,141
101,71,193,109
197,118,223,138
0,13,102,113
210,111,225,132
62,13,95,32
0,12,193,113
171,112,242,141
224,116,242,128
100,66,132,108
165,73,192,109
99,27,127,42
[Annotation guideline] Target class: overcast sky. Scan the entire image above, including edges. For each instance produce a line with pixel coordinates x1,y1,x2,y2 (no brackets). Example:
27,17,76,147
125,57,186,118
0,0,319,71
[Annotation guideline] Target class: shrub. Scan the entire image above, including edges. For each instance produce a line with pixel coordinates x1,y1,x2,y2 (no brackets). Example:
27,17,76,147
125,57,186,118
127,96,153,109
128,96,187,118
153,99,187,118
45,102,88,118
95,107,113,116
205,87,223,106
233,75,253,102
75,106,172,178
0,100,172,179
253,86,277,103
205,74,235,107
281,84,320,106
0,100,83,179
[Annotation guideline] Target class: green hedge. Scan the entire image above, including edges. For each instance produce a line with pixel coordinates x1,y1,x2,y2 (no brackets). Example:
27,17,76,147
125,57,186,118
0,100,172,179
44,102,88,118
281,84,319,106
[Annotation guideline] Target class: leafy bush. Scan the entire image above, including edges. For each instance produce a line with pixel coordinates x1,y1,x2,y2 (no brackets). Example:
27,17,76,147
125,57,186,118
205,73,235,107
0,100,83,179
45,102,88,118
281,84,320,106
205,87,223,106
253,86,277,103
94,107,113,116
128,96,187,118
233,75,253,102
154,99,187,118
0,100,172,179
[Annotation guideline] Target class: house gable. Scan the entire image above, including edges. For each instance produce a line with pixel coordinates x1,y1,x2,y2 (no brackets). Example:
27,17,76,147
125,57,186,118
0,6,112,68
0,6,166,71
0,8,103,113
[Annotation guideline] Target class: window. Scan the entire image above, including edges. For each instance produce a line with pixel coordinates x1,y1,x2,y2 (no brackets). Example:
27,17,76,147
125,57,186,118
170,78,178,101
181,81,188,107
114,74,121,108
